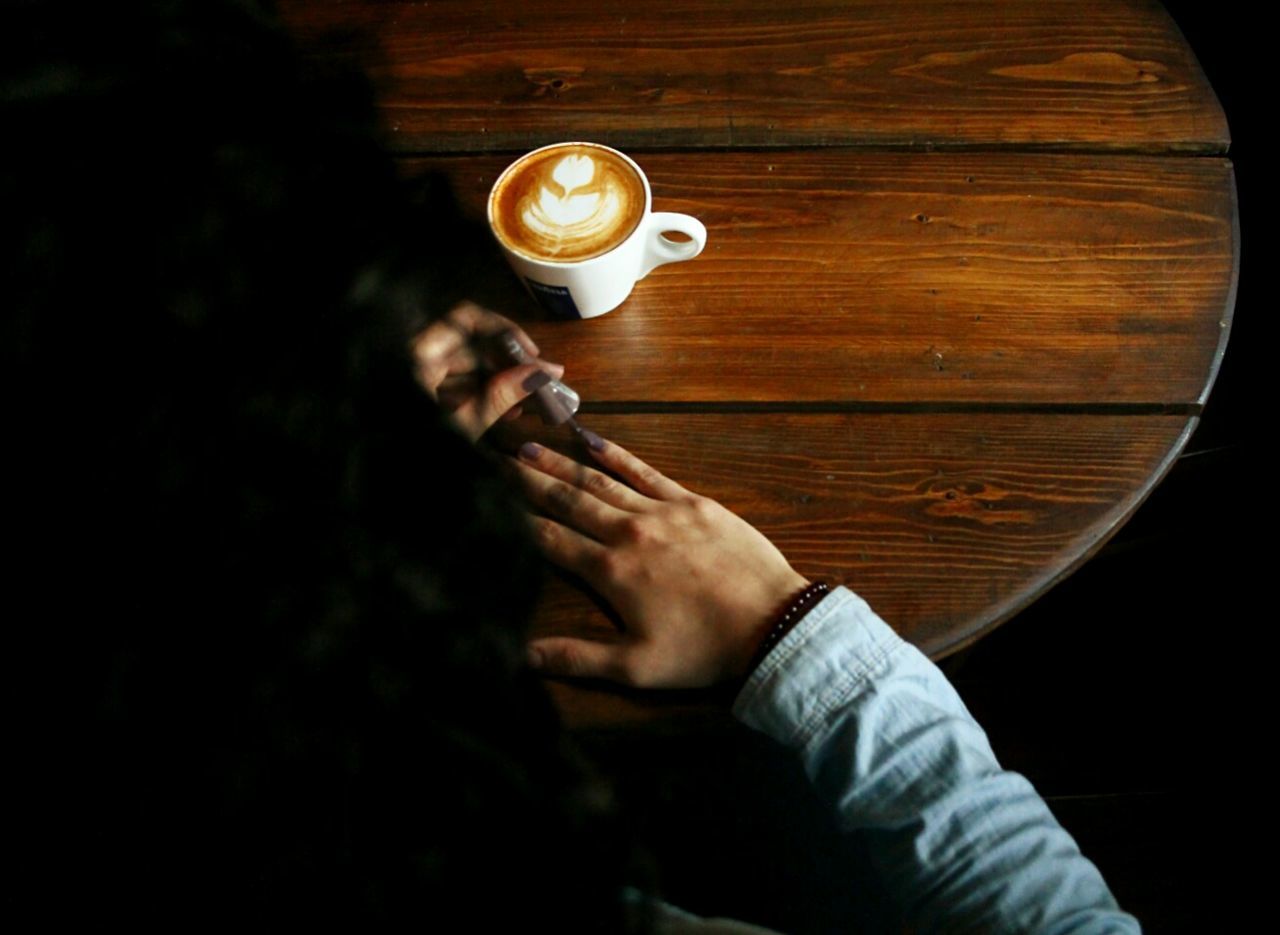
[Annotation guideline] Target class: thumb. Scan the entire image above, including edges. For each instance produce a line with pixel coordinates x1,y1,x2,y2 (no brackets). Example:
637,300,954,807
527,637,629,683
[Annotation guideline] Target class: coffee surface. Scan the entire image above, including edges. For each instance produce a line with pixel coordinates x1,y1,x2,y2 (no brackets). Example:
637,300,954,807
491,144,646,262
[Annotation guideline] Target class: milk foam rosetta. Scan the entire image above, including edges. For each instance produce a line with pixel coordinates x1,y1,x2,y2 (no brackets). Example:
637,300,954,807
491,145,646,262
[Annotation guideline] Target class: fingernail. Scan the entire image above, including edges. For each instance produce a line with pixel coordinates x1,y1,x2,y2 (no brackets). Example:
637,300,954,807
580,428,606,452
526,646,544,669
522,370,552,392
546,361,566,378
518,441,543,461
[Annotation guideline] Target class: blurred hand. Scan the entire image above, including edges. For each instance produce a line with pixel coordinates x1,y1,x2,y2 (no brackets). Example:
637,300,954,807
512,436,808,688
413,302,563,441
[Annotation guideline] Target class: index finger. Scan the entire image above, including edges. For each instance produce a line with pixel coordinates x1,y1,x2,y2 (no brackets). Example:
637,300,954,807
583,434,690,502
515,441,654,513
413,302,539,368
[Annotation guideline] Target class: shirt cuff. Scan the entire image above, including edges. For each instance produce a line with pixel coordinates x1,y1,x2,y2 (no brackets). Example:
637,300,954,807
732,586,904,750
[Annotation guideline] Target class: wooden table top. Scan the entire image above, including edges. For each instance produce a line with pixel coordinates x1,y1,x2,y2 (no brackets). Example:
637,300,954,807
279,0,1236,727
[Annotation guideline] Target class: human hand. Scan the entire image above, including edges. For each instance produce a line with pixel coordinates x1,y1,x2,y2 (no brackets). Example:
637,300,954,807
412,302,564,441
512,436,809,688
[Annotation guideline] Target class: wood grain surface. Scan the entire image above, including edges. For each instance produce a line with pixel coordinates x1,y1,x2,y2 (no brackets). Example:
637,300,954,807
497,411,1193,727
278,0,1227,153
275,1,1237,728
421,151,1236,406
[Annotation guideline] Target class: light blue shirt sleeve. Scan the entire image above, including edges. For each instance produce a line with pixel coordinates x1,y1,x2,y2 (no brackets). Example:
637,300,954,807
733,586,1141,934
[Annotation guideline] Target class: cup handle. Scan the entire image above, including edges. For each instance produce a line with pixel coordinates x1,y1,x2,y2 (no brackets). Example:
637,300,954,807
638,212,707,280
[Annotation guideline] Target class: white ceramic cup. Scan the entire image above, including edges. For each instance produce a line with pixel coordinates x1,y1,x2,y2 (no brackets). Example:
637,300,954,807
487,142,707,319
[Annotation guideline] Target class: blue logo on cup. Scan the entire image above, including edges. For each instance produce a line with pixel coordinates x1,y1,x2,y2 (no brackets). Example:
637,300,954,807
525,279,581,320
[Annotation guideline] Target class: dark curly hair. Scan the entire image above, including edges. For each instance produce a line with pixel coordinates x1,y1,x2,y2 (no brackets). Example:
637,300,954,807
4,1,641,927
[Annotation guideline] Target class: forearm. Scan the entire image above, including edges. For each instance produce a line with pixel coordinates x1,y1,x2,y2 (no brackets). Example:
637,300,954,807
733,587,1140,934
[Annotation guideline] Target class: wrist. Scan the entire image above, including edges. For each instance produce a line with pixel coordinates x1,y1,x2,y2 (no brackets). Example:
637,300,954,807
737,578,830,682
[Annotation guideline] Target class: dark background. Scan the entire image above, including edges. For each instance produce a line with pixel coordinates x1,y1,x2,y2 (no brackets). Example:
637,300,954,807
948,4,1260,928
580,4,1262,931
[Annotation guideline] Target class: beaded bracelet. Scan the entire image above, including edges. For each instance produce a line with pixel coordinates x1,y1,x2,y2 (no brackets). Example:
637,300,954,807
744,581,831,678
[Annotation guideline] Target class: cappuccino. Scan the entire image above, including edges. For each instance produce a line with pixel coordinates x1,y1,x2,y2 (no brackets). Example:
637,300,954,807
490,143,646,263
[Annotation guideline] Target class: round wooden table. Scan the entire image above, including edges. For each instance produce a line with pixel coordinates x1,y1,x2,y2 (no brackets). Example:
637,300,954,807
280,0,1236,727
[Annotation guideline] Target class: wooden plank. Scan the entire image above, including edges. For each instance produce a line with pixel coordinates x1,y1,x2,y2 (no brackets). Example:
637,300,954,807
423,152,1236,406
489,411,1194,727
278,0,1228,153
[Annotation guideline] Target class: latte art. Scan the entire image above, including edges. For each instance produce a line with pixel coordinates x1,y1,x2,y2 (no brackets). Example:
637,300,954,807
521,154,622,240
491,144,646,262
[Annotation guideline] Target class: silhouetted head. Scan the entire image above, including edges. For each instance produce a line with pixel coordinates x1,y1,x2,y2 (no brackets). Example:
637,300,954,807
4,1,639,927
